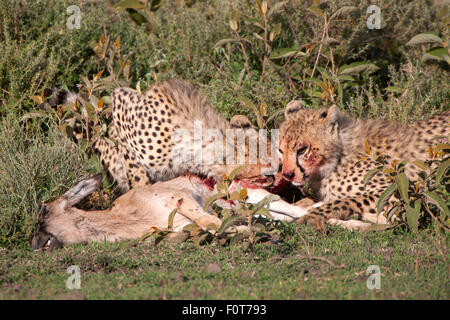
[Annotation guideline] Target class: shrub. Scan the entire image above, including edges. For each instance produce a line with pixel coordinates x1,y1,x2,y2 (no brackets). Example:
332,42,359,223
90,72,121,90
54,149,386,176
0,118,95,248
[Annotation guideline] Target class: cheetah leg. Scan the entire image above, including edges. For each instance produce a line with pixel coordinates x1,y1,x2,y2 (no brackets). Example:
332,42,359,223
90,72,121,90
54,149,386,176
116,139,152,189
294,194,382,227
93,138,130,192
362,213,388,225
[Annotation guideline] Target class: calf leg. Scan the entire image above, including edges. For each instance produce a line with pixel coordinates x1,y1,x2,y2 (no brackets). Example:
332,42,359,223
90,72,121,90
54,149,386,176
245,188,311,220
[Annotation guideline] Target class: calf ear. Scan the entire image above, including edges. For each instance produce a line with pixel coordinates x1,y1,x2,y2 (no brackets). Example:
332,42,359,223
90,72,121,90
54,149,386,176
230,115,254,129
284,100,303,120
62,174,103,207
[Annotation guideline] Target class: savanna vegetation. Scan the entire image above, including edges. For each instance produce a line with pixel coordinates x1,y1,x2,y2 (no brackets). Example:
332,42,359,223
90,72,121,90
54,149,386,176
0,0,448,299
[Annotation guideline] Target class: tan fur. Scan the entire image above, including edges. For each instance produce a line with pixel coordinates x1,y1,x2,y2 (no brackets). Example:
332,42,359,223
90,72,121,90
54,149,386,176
279,101,449,225
32,175,318,249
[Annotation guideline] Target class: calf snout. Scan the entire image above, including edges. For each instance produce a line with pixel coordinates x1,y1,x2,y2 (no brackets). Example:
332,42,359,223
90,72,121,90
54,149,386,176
32,230,63,251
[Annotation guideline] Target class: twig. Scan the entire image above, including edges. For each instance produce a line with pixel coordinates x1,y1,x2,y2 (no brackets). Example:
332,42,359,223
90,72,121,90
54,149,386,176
293,254,343,268
285,4,301,47
310,15,328,79
294,226,342,268
234,30,250,75
423,201,450,232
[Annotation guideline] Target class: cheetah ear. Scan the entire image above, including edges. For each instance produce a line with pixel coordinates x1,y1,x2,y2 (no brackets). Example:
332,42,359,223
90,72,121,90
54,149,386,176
320,104,340,128
284,100,304,120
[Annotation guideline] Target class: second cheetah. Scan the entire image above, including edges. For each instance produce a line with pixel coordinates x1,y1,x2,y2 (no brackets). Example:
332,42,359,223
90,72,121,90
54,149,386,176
278,101,449,227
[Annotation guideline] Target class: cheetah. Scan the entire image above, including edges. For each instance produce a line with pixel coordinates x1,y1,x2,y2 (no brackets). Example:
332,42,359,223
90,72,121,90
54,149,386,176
92,79,280,192
278,101,449,226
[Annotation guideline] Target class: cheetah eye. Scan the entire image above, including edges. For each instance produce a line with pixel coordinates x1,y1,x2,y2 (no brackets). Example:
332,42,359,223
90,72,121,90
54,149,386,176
278,148,283,155
297,146,308,156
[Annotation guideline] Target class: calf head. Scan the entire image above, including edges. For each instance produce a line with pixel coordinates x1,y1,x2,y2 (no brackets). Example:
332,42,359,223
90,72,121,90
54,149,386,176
32,174,103,251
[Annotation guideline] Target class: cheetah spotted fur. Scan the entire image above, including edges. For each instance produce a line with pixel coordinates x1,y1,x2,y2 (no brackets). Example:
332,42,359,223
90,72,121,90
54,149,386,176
278,101,449,226
93,79,273,192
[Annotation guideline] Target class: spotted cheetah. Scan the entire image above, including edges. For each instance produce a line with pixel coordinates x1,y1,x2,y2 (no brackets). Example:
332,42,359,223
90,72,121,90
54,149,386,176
278,101,449,226
92,79,279,192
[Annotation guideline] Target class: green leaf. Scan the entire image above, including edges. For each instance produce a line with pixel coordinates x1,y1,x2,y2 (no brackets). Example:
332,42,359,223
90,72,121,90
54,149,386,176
239,96,264,128
254,0,263,15
316,66,331,82
206,223,219,231
423,191,450,217
104,137,117,147
247,18,264,30
182,223,200,232
193,232,210,246
218,215,245,234
307,5,324,19
150,0,163,11
406,33,443,46
139,227,158,242
214,38,241,48
270,22,282,41
386,86,404,93
412,160,429,171
304,77,327,88
405,200,421,233
363,167,383,188
125,8,149,26
228,166,245,181
79,138,89,152
436,158,450,183
426,47,450,64
386,203,401,221
21,111,50,121
433,143,450,152
115,0,145,9
394,173,410,203
216,181,228,194
252,194,280,214
376,184,398,216
336,81,343,102
203,192,226,211
229,191,242,201
337,75,355,81
338,62,380,75
267,0,288,18
167,208,177,231
269,48,301,59
254,207,273,219
252,32,264,41
84,103,96,122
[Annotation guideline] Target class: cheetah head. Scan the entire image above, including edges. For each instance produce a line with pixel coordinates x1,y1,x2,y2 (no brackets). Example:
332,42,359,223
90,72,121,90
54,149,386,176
278,101,344,187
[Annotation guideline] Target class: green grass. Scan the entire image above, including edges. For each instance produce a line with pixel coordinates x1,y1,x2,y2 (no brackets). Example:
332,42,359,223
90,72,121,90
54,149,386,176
0,0,448,300
1,226,448,299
